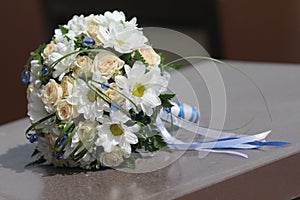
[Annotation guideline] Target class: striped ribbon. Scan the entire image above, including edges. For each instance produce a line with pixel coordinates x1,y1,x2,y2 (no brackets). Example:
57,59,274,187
157,102,290,158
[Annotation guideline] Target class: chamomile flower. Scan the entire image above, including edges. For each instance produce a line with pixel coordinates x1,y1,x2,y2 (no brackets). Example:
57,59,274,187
68,79,104,121
115,61,168,115
96,10,148,53
95,114,139,154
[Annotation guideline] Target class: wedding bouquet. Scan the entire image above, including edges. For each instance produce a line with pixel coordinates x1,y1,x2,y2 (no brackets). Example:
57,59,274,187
22,10,289,170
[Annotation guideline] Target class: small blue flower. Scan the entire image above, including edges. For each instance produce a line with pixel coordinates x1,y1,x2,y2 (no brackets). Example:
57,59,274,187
138,110,145,116
21,70,31,84
163,107,171,113
83,37,95,47
55,153,63,160
57,134,68,147
28,134,38,143
130,112,137,120
41,65,51,76
101,82,110,90
110,103,119,111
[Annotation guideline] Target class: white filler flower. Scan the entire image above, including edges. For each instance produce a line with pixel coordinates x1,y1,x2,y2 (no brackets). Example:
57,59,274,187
96,10,148,53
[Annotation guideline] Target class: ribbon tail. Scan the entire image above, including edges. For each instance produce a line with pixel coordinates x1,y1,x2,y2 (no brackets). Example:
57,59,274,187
195,148,249,158
157,103,290,159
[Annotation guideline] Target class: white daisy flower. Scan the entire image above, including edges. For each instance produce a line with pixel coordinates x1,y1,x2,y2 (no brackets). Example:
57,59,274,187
68,79,104,121
115,61,168,115
96,10,148,53
95,114,139,154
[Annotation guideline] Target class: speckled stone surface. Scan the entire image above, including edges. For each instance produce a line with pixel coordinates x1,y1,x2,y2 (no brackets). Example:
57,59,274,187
1,61,300,200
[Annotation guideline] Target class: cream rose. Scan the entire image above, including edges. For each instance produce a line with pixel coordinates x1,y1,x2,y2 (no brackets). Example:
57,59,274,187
42,79,63,110
74,55,93,77
137,45,161,66
77,120,97,143
60,76,74,98
56,100,78,121
105,83,124,104
42,42,55,59
92,51,124,78
87,24,101,44
99,147,124,167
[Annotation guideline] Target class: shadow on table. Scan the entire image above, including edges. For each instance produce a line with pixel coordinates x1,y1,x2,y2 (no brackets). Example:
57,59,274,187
0,144,92,176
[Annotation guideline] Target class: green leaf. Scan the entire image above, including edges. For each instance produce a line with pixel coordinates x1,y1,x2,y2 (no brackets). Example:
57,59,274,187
159,93,175,108
30,43,46,64
58,25,69,35
133,50,146,63
129,109,151,125
132,133,168,153
74,34,86,49
120,50,146,66
158,52,166,64
160,93,175,100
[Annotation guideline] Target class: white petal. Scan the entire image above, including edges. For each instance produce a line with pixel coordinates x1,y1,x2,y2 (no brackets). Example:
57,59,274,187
102,140,115,152
124,64,131,76
129,61,145,80
124,131,138,144
141,104,153,116
124,124,140,133
92,72,107,83
112,135,121,144
120,140,132,154
110,111,130,123
115,75,128,89
142,92,161,108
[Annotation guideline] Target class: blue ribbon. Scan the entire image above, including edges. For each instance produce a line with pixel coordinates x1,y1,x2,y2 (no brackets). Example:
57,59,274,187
177,103,184,118
158,102,291,157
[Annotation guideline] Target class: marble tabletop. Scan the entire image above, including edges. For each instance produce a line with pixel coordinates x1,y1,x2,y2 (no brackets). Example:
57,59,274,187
1,60,300,200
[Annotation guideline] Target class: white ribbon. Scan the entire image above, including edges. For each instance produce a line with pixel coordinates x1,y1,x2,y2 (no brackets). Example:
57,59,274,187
157,102,272,158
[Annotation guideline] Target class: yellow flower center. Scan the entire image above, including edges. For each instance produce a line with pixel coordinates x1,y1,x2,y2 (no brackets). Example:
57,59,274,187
132,83,145,97
110,124,124,136
87,90,97,102
117,40,125,46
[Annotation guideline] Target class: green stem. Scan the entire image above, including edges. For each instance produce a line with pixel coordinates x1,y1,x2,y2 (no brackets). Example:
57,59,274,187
25,113,56,138
49,48,106,70
69,126,97,160
53,121,75,153
57,126,78,154
89,82,130,115
91,80,139,111
88,81,131,116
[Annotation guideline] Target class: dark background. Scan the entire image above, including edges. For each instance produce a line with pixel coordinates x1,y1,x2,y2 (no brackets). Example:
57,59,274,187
1,0,300,124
